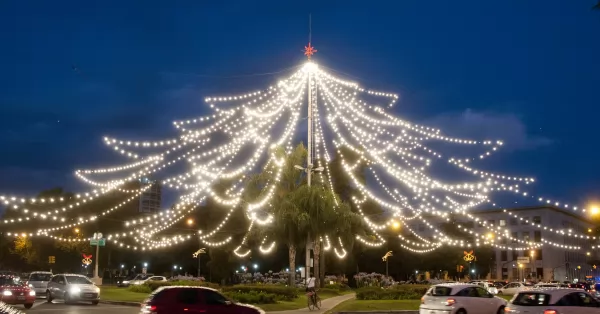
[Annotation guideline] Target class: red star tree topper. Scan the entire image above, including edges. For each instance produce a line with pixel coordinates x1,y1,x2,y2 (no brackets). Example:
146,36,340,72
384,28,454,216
304,42,317,60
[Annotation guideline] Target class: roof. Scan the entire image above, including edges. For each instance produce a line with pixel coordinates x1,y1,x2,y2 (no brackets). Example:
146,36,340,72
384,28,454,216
154,285,218,293
470,205,594,224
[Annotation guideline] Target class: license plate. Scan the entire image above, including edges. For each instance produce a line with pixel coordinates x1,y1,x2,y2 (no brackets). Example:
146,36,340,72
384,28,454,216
17,296,25,300
85,293,93,298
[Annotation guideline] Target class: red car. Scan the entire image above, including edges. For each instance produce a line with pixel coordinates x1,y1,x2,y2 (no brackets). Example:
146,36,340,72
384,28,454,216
0,276,35,309
139,286,265,314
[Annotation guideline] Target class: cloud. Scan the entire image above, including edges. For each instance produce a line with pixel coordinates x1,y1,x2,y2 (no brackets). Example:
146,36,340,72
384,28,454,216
424,109,552,151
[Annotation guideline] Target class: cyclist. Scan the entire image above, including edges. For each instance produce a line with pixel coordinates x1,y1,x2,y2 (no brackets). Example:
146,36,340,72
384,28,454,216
306,274,317,304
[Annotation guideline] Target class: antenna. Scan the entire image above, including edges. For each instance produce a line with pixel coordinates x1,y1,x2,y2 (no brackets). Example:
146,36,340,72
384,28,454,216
309,14,312,43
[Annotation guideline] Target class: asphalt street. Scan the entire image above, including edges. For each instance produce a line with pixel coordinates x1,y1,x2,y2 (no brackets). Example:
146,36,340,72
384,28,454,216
21,300,140,314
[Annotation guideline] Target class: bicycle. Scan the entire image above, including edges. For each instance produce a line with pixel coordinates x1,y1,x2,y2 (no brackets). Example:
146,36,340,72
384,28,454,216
307,289,321,310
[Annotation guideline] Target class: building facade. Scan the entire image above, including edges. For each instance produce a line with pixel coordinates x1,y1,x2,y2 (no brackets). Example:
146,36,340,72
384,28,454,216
406,206,599,282
138,177,162,214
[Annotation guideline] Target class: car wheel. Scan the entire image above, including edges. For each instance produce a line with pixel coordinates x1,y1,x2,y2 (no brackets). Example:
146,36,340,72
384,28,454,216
91,300,99,305
24,303,33,309
46,290,53,303
457,310,467,314
497,306,505,314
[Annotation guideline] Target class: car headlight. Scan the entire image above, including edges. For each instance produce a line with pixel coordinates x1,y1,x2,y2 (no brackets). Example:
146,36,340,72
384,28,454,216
95,287,100,293
70,287,81,294
28,284,33,288
29,291,36,296
122,281,129,284
2,291,12,296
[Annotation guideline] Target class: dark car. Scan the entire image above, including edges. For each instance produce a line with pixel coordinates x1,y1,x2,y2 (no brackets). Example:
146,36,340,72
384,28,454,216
139,286,265,314
569,282,592,292
0,301,24,314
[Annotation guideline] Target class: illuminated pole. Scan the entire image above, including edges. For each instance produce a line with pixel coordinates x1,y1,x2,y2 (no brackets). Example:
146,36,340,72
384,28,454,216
303,39,317,285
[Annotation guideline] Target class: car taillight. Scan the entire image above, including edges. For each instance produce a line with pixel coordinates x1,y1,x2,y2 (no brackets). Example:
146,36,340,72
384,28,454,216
444,298,456,306
421,297,425,304
504,307,511,312
543,310,558,314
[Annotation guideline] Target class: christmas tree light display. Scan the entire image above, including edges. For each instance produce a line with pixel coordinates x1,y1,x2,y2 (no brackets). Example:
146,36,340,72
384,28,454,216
1,43,596,255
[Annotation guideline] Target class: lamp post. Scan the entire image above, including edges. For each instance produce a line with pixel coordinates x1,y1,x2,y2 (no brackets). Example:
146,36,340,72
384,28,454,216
193,248,206,278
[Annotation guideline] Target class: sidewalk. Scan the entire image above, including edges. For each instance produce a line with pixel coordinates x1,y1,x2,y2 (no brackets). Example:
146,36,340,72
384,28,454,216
268,293,355,314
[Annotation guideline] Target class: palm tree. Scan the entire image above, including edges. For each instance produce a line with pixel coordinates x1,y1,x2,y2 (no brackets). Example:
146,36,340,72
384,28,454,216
244,143,362,287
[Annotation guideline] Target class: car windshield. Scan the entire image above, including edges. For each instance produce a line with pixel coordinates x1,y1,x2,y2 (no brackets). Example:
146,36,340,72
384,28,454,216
429,286,452,296
512,292,550,306
0,277,23,286
66,276,92,284
29,273,52,281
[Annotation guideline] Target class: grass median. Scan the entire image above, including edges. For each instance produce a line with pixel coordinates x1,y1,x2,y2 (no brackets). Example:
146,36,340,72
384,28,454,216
100,286,352,311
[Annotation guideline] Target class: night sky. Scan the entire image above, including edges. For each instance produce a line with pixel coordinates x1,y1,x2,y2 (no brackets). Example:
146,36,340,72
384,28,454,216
0,1,599,210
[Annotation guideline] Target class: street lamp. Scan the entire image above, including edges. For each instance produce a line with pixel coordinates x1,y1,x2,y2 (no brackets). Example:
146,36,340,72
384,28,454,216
173,265,178,270
143,262,148,267
74,228,80,233
187,218,194,226
253,264,258,270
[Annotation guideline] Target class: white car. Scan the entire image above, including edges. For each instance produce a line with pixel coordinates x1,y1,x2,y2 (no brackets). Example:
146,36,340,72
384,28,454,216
498,282,533,295
26,271,52,296
46,274,100,305
129,275,167,286
505,288,600,314
472,281,499,295
420,283,507,314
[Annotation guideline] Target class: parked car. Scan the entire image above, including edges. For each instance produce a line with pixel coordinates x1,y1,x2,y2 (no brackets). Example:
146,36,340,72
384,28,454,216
140,286,265,314
419,283,507,314
497,282,533,295
534,282,568,289
0,301,25,314
0,276,35,309
472,281,499,294
121,274,154,287
505,288,600,314
26,271,52,296
130,275,167,286
46,273,100,305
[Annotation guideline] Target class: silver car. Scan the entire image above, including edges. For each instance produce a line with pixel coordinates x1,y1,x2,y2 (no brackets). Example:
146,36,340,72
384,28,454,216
26,272,52,296
46,274,100,305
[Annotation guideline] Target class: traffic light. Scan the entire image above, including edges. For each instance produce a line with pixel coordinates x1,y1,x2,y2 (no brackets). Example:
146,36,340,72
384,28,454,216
48,256,55,264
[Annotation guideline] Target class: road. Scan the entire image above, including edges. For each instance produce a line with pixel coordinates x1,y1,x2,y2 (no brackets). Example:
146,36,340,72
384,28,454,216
20,299,139,314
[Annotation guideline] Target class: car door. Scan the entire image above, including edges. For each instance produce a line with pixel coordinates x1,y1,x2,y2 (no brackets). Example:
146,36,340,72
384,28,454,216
454,287,486,313
475,287,500,310
504,283,517,295
48,275,61,297
171,288,205,313
54,275,66,297
555,292,600,314
199,289,238,314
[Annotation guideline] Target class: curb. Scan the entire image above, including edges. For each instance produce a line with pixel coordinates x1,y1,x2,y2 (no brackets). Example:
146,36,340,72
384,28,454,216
100,300,142,307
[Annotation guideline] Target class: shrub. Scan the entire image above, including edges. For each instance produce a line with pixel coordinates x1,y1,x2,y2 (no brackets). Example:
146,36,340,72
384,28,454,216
222,285,297,301
325,283,350,291
145,281,173,291
128,284,152,294
356,285,427,300
223,291,277,304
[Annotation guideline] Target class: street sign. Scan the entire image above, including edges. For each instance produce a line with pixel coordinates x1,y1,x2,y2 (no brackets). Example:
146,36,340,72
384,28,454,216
90,238,106,246
48,256,55,264
517,256,530,264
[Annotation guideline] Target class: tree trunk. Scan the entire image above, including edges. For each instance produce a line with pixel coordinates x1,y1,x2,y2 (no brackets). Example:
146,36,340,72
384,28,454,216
289,244,296,286
313,240,321,287
319,246,325,288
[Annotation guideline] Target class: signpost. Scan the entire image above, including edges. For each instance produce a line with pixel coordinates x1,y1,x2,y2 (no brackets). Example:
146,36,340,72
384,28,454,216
90,232,105,285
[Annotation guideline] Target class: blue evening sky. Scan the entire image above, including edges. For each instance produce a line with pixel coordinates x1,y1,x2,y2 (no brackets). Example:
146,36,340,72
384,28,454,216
0,1,599,209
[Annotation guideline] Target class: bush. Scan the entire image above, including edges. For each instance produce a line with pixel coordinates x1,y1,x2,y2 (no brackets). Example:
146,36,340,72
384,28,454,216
356,285,428,300
145,281,173,291
325,283,350,291
222,285,298,301
142,280,219,291
128,284,152,294
223,291,277,304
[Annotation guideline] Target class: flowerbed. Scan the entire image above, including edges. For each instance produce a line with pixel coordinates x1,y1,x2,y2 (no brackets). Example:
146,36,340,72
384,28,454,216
128,280,219,293
221,284,298,301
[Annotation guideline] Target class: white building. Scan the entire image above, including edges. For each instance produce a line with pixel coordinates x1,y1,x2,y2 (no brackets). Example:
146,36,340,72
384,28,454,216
406,206,599,282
